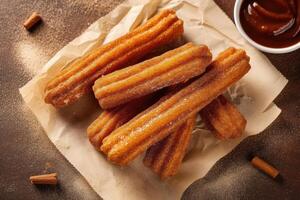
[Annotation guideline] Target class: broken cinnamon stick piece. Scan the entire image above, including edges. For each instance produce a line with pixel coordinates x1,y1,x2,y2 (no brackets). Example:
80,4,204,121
23,12,42,30
251,156,279,178
29,173,58,185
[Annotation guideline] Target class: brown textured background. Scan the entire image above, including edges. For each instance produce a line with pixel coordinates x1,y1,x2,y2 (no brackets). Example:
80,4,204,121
0,0,299,199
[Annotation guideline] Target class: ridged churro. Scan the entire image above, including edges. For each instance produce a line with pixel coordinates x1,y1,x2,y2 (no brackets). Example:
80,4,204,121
93,43,212,109
87,95,158,150
101,47,251,165
44,9,183,107
200,95,246,139
143,115,196,179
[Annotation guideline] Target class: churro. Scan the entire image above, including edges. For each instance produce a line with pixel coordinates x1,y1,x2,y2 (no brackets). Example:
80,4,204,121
143,115,196,179
44,9,183,107
101,47,250,165
87,95,158,150
93,43,212,109
200,95,246,139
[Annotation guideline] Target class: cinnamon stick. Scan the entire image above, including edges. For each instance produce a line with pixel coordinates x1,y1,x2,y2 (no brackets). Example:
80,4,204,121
29,173,58,185
23,12,42,30
251,156,279,178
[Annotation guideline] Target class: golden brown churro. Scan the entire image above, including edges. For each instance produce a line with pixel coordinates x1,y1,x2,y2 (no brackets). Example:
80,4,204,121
44,9,183,107
143,115,196,179
93,43,212,109
87,95,158,150
100,47,250,165
200,95,247,139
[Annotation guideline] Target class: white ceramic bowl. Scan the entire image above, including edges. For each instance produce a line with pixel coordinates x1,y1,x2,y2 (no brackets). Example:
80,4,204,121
234,0,300,54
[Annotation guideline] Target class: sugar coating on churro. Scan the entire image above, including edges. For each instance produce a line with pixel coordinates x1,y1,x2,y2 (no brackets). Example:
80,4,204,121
200,95,247,140
44,9,184,108
93,43,212,109
143,115,196,179
100,47,250,165
87,107,127,151
87,95,158,150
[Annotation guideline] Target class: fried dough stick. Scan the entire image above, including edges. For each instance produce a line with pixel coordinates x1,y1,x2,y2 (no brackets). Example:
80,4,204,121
143,115,197,179
101,47,250,165
200,95,246,140
44,9,184,107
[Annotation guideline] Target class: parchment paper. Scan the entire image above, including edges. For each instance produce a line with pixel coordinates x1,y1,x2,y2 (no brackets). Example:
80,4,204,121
19,0,288,199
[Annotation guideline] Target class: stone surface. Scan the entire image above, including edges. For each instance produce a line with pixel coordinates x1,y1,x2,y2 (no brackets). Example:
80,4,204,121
0,0,299,199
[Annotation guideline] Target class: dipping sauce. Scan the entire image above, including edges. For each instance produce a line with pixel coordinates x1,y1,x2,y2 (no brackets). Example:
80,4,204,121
240,0,300,48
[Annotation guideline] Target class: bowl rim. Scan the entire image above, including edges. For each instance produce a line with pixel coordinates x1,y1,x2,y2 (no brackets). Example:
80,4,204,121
233,0,300,54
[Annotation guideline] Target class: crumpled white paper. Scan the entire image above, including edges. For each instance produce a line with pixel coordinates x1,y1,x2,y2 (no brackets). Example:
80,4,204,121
19,0,288,199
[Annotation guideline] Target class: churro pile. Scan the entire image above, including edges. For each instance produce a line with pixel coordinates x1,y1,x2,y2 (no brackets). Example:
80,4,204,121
44,9,250,179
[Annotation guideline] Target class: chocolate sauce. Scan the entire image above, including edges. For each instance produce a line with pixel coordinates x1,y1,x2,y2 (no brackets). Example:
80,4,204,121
240,0,300,48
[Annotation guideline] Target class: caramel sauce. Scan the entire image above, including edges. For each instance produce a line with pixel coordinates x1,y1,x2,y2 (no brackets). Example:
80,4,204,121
240,0,300,48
